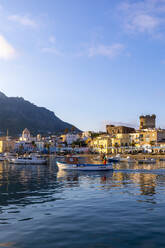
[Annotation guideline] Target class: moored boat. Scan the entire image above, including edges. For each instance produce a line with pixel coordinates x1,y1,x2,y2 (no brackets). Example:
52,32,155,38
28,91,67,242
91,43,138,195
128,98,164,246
9,155,47,165
138,158,156,164
159,158,165,162
0,154,6,161
108,155,135,163
107,157,120,163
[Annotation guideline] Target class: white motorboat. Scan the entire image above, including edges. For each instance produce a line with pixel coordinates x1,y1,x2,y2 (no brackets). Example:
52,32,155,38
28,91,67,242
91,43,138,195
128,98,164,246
125,156,136,163
56,161,113,171
4,152,16,161
0,154,6,161
108,155,135,163
9,155,47,165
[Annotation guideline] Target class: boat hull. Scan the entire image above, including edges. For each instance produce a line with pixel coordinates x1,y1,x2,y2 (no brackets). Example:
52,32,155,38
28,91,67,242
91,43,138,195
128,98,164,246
56,161,113,171
9,158,47,165
138,159,156,164
108,158,119,163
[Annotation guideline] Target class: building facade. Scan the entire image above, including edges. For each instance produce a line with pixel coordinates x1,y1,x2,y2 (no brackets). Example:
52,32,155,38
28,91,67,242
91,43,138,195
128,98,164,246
139,115,156,130
106,125,135,135
139,129,165,146
60,133,80,145
20,128,31,142
0,139,15,153
90,135,112,154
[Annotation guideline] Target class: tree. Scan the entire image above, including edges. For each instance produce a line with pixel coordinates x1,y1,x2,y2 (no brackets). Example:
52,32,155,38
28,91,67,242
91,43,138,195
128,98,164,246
18,144,24,154
44,143,51,153
131,141,135,147
71,126,75,133
32,141,36,147
64,128,69,134
90,132,101,139
150,141,155,146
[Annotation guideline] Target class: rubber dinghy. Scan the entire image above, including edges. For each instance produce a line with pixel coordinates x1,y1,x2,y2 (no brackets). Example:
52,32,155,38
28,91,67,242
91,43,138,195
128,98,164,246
56,161,113,171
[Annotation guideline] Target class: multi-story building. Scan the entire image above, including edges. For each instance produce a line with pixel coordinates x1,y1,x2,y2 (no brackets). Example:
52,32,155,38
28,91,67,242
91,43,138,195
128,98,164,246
0,138,15,153
90,135,112,154
111,133,131,153
106,125,135,135
111,133,130,147
129,133,140,146
139,129,165,146
60,133,80,145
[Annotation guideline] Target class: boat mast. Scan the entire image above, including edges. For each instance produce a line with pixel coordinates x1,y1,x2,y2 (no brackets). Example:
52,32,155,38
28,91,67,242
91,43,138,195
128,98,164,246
6,129,9,152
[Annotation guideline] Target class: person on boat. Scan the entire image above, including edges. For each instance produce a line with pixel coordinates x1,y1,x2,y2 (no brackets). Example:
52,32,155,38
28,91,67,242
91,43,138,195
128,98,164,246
103,155,107,165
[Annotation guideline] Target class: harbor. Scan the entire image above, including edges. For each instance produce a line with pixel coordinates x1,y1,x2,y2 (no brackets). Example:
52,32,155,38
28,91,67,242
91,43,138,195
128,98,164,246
1,0,165,246
1,157,165,247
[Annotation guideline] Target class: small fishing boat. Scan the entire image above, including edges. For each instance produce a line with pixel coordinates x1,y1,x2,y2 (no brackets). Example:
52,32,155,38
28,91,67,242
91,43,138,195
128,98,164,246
9,155,47,165
56,161,113,171
56,156,113,171
138,158,156,164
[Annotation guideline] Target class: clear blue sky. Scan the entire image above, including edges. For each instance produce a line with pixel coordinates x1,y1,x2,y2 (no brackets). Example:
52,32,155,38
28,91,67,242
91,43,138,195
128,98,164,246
0,0,165,131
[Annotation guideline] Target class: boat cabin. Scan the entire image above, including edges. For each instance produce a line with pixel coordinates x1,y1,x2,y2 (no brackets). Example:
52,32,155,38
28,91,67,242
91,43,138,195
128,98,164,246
65,156,78,164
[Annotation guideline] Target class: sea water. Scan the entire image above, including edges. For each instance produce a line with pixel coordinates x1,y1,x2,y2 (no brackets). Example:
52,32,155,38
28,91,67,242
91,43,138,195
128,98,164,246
0,157,165,248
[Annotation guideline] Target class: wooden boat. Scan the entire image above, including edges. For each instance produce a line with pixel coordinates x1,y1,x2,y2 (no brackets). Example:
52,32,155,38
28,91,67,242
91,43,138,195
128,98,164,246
56,161,113,171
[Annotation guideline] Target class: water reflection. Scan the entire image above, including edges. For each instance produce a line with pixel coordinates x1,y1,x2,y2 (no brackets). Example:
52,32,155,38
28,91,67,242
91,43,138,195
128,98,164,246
0,160,60,208
1,159,165,247
0,160,165,207
57,169,114,185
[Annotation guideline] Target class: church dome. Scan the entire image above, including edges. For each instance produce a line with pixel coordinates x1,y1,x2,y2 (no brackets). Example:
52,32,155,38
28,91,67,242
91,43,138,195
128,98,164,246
23,128,30,135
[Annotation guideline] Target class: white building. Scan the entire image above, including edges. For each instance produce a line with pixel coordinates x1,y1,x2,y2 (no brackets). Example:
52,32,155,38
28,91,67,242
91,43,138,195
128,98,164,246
81,131,91,140
62,133,80,145
15,141,33,152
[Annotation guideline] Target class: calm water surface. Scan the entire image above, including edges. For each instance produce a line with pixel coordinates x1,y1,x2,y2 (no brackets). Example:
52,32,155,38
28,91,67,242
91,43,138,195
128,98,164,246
1,157,165,247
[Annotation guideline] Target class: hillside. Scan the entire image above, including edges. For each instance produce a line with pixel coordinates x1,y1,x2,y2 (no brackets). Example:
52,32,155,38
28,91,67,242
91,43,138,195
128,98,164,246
0,92,79,136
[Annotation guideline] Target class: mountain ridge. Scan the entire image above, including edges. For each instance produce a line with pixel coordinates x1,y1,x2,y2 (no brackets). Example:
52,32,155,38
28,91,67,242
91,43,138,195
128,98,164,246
0,92,80,136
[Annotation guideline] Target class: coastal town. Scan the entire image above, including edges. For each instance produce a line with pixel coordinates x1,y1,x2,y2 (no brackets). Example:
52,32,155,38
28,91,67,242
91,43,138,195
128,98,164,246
2,1,165,247
1,114,165,156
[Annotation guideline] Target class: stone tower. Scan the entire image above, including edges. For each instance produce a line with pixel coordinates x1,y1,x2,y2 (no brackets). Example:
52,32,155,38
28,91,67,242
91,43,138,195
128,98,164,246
139,115,156,130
